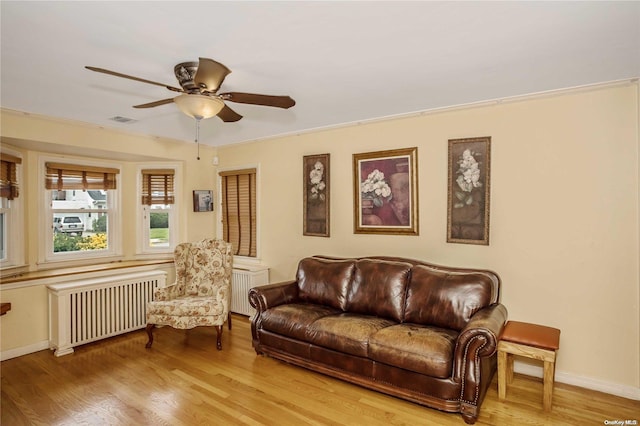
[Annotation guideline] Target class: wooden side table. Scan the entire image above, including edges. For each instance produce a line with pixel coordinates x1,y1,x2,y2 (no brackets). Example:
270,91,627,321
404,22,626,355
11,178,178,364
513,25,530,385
497,321,561,411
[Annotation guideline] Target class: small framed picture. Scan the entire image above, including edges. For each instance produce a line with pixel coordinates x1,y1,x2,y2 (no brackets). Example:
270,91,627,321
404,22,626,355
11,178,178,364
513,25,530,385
193,190,213,212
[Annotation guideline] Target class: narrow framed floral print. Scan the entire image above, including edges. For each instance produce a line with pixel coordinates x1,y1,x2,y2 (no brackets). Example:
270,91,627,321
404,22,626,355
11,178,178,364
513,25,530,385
353,147,418,235
303,153,330,237
447,137,491,245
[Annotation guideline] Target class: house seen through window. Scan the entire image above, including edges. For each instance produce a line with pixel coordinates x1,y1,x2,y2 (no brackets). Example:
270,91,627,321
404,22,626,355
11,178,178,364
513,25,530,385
46,162,118,258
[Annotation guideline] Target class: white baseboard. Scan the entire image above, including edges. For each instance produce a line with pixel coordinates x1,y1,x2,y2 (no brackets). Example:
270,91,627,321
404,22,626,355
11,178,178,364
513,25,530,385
514,360,640,401
1,340,50,361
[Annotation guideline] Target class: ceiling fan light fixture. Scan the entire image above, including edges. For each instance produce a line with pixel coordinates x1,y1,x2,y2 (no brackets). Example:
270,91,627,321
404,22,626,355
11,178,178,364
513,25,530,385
174,94,224,119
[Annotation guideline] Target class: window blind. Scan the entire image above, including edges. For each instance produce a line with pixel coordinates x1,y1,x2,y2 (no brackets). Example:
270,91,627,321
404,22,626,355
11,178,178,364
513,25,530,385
141,169,175,205
220,168,256,257
0,153,22,200
45,162,119,190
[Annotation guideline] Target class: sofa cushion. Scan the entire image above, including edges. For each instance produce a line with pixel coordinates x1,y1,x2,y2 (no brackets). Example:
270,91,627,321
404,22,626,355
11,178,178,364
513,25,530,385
345,259,412,322
297,257,355,311
404,265,493,331
260,303,341,341
369,324,458,379
306,313,395,357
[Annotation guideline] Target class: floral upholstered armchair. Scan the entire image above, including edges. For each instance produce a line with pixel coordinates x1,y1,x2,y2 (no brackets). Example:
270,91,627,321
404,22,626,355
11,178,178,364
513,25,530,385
145,238,233,350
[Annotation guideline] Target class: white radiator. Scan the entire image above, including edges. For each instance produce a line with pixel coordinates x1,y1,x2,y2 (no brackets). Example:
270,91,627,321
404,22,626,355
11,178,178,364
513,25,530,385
47,270,167,357
231,266,269,316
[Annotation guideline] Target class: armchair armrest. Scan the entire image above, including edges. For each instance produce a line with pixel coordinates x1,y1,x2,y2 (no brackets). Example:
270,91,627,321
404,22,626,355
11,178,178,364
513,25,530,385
153,282,182,301
248,280,299,313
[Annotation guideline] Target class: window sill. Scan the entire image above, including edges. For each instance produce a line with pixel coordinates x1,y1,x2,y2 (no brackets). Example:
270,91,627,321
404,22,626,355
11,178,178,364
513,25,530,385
1,259,174,288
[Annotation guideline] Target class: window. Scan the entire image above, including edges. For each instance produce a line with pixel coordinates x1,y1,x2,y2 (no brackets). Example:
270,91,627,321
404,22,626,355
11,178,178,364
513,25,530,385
140,167,178,253
44,161,120,261
0,152,23,268
219,168,257,257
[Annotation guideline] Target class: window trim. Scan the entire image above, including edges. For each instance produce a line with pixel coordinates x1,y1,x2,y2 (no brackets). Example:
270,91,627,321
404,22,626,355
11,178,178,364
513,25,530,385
39,155,122,265
0,148,24,270
136,163,181,257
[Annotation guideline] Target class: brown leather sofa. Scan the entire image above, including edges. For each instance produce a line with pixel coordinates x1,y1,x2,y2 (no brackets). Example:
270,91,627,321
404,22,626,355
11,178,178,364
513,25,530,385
249,256,507,424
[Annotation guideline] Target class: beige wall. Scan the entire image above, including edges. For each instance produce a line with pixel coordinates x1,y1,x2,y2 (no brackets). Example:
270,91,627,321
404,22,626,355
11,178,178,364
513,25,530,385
1,110,220,257
1,83,638,396
218,84,640,392
0,111,216,353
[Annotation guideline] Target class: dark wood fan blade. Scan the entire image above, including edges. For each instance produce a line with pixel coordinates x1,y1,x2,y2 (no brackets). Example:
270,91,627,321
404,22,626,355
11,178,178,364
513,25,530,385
85,66,183,93
133,98,175,108
194,58,231,92
220,92,296,109
217,104,243,122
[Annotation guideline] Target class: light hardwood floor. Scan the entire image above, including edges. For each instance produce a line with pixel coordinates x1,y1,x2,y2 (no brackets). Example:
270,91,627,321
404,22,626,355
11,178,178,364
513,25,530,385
2,315,638,425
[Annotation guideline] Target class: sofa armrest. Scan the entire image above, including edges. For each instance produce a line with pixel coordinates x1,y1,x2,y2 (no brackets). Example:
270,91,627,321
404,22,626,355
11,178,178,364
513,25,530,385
455,303,508,360
248,280,299,313
452,303,507,416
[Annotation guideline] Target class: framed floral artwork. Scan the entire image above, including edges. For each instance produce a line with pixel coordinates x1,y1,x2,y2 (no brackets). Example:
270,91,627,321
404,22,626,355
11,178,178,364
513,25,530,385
353,147,418,235
447,137,491,245
303,154,330,237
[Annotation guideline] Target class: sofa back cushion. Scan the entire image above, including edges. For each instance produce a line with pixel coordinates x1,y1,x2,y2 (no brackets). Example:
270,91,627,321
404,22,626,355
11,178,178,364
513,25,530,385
297,257,355,311
404,265,493,331
345,259,412,322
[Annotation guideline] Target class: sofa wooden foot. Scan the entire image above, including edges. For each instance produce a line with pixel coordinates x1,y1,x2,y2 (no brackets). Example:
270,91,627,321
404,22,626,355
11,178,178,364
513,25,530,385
145,324,155,348
461,402,478,424
461,414,477,425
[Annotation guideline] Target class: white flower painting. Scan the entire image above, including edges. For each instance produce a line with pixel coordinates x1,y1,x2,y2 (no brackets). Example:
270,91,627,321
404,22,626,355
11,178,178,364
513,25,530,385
309,161,326,201
361,169,392,207
303,154,330,237
447,137,491,245
454,149,483,208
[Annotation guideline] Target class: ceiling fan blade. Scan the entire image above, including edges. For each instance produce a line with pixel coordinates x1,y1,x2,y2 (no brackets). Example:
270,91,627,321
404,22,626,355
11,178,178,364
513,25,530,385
133,98,175,108
194,58,231,92
217,104,243,122
85,66,183,93
220,92,296,109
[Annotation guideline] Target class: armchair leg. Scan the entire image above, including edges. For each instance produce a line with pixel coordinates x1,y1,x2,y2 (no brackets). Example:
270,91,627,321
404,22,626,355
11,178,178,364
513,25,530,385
228,312,232,330
215,325,223,350
145,324,155,348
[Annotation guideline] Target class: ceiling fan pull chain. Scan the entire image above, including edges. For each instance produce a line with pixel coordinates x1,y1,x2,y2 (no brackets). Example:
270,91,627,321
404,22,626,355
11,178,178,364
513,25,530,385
195,117,201,160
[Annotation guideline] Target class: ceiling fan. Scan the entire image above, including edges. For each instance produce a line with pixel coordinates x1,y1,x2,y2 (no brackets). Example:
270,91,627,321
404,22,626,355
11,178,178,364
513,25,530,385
85,57,296,122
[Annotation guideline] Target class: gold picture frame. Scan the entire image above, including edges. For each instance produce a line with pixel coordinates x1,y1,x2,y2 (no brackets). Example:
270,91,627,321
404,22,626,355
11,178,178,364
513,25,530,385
303,153,330,237
353,147,418,235
447,137,491,245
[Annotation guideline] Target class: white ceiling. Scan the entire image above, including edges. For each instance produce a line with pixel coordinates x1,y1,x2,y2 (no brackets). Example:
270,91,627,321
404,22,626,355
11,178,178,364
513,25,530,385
1,1,639,147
